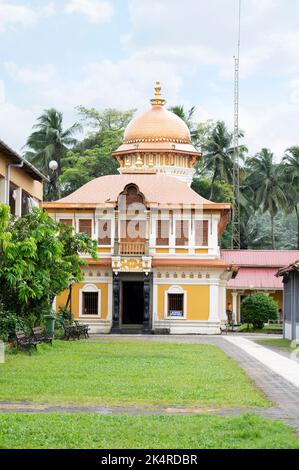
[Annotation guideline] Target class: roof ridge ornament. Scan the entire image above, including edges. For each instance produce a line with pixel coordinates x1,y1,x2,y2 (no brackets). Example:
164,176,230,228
150,81,166,106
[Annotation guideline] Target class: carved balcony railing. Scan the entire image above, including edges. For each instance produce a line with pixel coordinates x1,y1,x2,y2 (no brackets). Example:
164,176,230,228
119,241,146,256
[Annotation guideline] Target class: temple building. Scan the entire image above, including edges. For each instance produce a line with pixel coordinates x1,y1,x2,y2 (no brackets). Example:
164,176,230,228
43,82,239,334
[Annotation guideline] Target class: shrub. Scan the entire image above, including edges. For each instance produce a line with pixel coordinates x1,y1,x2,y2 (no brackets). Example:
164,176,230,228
241,293,278,329
0,311,24,342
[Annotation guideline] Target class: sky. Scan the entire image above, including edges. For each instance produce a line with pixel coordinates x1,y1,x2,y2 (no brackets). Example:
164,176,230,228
0,0,299,158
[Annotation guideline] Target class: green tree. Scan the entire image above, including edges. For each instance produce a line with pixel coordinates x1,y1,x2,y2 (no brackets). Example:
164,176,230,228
281,146,299,249
241,293,278,329
168,105,201,147
60,147,119,196
77,106,136,132
244,148,287,249
24,108,82,176
0,204,97,320
201,121,247,200
58,107,135,197
191,177,233,248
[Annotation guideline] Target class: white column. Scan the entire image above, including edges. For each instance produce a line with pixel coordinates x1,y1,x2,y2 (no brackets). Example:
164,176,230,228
232,290,238,323
152,279,158,327
209,279,220,322
0,177,6,203
15,187,22,217
107,279,113,321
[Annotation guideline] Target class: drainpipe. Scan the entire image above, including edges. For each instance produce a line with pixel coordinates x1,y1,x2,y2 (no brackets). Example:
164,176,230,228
5,161,24,206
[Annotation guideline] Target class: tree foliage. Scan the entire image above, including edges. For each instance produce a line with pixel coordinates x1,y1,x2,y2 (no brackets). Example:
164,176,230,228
241,293,278,329
0,204,97,320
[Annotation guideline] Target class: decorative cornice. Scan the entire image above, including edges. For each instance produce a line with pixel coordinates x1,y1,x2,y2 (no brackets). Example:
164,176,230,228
123,136,191,144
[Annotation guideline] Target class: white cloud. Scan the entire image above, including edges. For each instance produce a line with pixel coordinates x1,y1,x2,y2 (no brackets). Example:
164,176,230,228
4,62,56,84
0,80,5,104
64,0,113,24
32,57,181,111
0,1,55,33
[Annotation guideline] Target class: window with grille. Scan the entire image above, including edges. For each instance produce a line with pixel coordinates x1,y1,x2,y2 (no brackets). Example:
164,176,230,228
195,220,208,246
156,220,169,245
79,219,92,237
168,293,184,317
175,220,189,246
98,219,111,245
82,292,98,315
59,219,73,227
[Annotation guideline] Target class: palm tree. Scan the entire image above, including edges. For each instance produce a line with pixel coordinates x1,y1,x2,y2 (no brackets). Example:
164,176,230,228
202,121,247,199
281,146,299,248
24,108,82,176
168,105,201,147
244,148,287,249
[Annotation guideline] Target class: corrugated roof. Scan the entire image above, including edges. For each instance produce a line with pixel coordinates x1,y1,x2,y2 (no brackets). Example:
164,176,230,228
227,267,283,289
222,250,299,267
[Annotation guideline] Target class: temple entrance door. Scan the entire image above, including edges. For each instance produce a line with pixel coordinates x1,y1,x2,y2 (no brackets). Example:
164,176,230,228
122,281,144,325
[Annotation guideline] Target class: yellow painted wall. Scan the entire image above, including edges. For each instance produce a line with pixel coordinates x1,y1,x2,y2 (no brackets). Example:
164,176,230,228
56,282,109,319
175,248,189,254
271,291,283,310
195,248,208,254
157,284,210,321
156,248,169,254
98,247,111,254
0,152,43,201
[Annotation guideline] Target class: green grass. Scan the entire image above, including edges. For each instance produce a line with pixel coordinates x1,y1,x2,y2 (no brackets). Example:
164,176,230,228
236,323,283,333
256,338,299,352
0,340,269,408
0,413,298,449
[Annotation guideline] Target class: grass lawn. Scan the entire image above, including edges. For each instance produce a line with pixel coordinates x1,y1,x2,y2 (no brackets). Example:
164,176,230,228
236,323,283,333
0,340,269,408
0,413,298,449
256,338,299,353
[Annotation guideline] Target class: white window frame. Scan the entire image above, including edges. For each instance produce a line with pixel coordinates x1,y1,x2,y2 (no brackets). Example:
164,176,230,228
58,217,74,228
79,284,101,318
164,285,187,319
97,217,114,247
193,218,210,248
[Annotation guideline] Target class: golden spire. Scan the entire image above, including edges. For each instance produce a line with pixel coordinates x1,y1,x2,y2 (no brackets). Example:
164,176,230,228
150,81,166,106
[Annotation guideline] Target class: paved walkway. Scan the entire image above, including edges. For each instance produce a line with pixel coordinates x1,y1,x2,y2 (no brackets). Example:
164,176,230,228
1,334,299,430
224,336,299,388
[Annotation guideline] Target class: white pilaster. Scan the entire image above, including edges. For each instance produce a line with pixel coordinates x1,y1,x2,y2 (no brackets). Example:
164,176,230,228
209,280,220,322
232,290,238,323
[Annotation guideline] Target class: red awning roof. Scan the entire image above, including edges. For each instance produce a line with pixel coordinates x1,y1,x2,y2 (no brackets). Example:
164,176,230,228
227,267,283,290
222,250,299,290
222,249,299,267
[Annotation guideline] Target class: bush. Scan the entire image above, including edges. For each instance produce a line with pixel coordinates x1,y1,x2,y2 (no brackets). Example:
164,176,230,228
0,311,24,342
241,293,278,329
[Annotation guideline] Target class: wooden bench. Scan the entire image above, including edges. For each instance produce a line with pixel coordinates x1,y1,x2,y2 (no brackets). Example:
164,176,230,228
31,327,53,345
74,320,90,339
62,322,81,340
15,330,38,353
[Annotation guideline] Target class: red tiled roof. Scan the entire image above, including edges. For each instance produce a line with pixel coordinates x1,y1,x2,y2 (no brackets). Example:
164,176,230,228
43,174,230,210
222,250,299,290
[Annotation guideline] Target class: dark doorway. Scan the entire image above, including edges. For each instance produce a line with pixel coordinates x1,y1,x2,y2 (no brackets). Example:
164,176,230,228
122,281,144,325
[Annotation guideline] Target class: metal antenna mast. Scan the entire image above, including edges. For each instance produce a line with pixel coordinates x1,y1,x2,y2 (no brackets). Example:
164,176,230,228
232,0,241,249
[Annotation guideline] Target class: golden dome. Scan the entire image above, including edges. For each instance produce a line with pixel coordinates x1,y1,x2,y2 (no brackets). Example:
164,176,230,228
123,82,191,145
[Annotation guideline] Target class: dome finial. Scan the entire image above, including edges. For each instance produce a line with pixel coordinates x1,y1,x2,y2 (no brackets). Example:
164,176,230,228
150,81,166,106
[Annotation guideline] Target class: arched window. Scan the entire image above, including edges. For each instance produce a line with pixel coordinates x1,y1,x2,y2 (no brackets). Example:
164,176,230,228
164,285,187,319
79,284,101,317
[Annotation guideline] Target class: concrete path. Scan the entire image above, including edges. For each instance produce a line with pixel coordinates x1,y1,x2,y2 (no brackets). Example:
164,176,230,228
224,336,299,388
